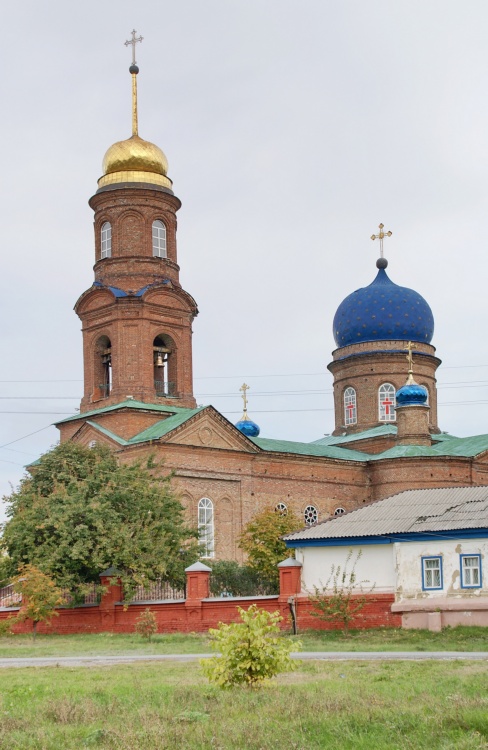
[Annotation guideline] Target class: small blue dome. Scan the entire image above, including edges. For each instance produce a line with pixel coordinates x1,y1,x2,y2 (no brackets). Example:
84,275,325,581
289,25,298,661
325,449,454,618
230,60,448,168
396,382,428,407
333,265,434,348
235,417,260,437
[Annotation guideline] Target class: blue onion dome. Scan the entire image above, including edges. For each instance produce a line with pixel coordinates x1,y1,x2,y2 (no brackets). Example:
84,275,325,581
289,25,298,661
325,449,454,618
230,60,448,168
333,258,434,348
396,381,428,407
235,415,260,437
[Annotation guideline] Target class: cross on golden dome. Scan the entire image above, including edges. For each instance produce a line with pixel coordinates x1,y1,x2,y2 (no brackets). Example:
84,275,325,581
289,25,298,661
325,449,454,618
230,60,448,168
124,29,143,66
370,223,392,259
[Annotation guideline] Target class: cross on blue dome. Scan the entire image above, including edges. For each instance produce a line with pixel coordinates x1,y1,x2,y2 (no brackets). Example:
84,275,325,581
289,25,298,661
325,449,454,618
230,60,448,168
332,258,434,348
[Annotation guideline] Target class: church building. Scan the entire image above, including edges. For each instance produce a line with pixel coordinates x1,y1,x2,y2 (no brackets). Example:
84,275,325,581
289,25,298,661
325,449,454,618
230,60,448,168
56,43,488,562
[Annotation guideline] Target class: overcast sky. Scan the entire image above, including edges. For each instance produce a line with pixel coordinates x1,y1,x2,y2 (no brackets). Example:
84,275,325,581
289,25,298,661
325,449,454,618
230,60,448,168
1,0,488,511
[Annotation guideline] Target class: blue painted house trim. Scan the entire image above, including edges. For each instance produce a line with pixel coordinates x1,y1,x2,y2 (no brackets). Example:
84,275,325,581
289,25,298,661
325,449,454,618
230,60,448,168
285,528,488,548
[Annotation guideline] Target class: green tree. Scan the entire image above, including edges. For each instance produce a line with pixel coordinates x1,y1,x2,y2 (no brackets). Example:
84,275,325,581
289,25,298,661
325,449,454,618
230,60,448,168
239,508,299,592
1,442,199,599
200,604,298,688
308,549,376,633
12,564,64,640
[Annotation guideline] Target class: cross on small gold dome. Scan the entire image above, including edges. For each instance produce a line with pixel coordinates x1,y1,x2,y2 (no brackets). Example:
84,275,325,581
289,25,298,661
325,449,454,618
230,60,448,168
125,29,143,65
404,341,415,384
239,383,250,413
370,223,392,258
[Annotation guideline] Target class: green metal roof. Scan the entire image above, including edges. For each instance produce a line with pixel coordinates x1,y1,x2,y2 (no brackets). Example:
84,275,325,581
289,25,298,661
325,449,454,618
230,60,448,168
251,436,369,461
56,399,192,424
127,407,204,444
311,425,397,446
85,420,129,446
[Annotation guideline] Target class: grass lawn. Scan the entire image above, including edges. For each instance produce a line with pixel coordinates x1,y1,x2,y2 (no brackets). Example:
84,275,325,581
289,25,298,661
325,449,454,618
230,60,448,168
0,660,487,749
0,625,488,658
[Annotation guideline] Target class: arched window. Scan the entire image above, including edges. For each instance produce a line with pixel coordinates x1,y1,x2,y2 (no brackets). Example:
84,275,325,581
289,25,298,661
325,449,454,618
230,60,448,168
344,387,357,426
101,222,112,259
334,507,346,516
275,502,288,516
152,220,167,258
198,498,214,558
379,383,396,422
304,505,318,526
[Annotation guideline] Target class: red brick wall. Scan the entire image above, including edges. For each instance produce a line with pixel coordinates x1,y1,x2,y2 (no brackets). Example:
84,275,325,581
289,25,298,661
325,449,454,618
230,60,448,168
0,593,398,635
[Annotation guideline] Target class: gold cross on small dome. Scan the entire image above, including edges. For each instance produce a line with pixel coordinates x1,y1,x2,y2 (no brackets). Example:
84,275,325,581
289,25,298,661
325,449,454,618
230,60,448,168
371,223,392,258
239,383,250,413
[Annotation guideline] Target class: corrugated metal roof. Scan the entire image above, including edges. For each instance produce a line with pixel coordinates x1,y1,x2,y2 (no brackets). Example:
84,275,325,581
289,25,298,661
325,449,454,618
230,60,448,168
285,486,488,541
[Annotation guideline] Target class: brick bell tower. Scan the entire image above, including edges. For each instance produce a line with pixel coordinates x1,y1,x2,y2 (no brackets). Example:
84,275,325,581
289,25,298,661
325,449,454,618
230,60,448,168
75,36,198,413
328,225,441,437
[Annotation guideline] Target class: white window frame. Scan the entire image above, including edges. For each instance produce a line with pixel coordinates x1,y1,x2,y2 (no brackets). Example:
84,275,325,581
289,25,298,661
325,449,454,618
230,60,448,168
304,505,318,526
275,502,288,516
152,220,167,258
198,497,215,558
460,554,482,589
379,383,396,422
344,387,357,426
334,507,346,516
101,222,112,259
421,556,443,590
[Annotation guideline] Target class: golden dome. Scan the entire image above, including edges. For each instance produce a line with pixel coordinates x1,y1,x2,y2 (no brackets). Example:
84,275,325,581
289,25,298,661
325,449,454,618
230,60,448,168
98,135,173,190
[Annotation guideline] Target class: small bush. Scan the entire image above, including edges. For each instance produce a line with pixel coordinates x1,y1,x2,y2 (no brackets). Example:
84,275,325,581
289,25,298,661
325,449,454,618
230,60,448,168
200,604,298,688
134,608,158,641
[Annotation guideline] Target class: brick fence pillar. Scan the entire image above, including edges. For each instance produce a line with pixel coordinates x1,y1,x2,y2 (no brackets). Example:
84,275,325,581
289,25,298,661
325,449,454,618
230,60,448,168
184,562,211,631
278,558,302,597
277,558,302,632
99,567,123,631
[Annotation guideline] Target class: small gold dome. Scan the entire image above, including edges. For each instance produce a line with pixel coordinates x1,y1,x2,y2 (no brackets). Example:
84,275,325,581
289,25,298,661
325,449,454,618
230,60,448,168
98,135,173,190
103,135,168,176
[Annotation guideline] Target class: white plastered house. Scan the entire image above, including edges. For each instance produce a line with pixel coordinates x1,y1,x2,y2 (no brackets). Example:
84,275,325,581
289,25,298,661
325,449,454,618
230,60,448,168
284,486,488,630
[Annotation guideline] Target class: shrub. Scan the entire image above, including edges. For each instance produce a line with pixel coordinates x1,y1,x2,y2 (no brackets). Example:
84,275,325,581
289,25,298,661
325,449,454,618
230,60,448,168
208,560,273,597
200,604,298,688
12,564,65,641
134,608,158,641
308,549,375,633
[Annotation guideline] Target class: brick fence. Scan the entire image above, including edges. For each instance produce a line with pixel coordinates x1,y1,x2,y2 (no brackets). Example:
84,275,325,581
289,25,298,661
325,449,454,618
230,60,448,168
0,560,400,635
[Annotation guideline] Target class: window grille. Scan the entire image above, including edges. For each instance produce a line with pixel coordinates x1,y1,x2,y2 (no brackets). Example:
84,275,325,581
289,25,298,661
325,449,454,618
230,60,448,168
275,502,288,516
304,505,318,526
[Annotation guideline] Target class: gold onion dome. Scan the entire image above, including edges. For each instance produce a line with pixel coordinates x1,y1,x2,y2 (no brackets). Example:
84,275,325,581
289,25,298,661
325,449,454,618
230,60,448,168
98,134,173,191
97,33,173,192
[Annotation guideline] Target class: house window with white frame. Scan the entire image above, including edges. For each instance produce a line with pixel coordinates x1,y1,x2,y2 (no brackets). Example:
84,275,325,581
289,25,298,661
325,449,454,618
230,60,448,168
344,387,357,426
152,220,167,258
460,554,482,588
421,556,443,590
198,497,215,558
379,383,396,422
101,222,112,259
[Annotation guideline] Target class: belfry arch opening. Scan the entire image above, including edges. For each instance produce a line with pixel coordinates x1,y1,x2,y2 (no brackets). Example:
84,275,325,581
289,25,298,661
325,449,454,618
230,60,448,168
153,334,177,397
94,335,112,400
